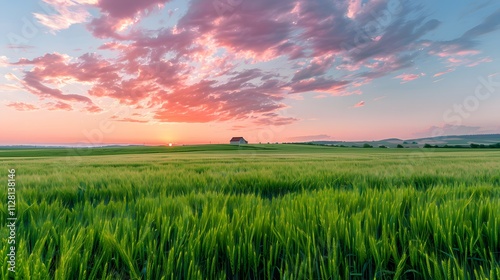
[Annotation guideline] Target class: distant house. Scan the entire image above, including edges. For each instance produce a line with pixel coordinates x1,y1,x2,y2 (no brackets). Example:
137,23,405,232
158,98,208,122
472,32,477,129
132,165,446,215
230,137,248,145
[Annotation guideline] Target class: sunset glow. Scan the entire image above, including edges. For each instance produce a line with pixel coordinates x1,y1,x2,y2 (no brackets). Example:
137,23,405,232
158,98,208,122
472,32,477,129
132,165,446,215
1,0,499,145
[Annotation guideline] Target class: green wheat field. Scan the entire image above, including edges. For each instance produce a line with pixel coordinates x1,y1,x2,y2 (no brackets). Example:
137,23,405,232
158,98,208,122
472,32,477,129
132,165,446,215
1,145,499,279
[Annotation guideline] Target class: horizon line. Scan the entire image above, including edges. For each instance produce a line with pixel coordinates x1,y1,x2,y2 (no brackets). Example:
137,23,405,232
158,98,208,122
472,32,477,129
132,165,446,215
1,133,499,148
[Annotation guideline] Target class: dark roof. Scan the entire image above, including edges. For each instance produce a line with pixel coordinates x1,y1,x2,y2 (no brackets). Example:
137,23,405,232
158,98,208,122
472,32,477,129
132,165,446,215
230,137,246,141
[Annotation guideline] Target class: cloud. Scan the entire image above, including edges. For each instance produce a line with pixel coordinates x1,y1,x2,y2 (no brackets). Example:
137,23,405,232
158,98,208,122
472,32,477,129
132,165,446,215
13,53,104,112
357,53,419,80
427,9,500,62
87,16,134,39
346,0,363,19
289,77,349,94
351,16,441,63
45,101,72,111
8,0,499,128
97,0,169,18
353,101,365,108
461,8,500,39
433,68,455,77
153,78,291,123
394,73,425,83
6,102,38,111
34,0,96,32
22,71,95,104
12,50,293,125
467,57,492,67
87,0,172,39
178,0,299,60
0,56,9,67
291,55,335,82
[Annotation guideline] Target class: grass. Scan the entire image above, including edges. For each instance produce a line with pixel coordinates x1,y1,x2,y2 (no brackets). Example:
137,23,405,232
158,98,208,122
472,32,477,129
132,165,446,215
1,145,499,279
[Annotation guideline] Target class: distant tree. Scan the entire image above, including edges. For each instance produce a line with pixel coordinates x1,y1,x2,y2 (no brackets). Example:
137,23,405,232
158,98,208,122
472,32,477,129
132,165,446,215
412,141,418,144
363,143,373,148
379,145,388,148
397,144,404,148
470,143,500,148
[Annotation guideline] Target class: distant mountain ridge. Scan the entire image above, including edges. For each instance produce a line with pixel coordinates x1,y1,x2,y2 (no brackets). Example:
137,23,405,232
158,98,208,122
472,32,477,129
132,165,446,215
304,134,500,148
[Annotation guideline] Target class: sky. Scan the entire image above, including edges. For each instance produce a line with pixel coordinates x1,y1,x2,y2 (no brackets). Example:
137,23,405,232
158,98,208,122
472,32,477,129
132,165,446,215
0,0,499,145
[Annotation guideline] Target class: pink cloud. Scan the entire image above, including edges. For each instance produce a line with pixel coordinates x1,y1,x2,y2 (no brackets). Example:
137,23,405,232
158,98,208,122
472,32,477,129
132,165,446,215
394,73,425,83
45,101,72,111
10,0,499,129
346,0,363,19
86,0,172,39
177,0,300,61
97,0,169,18
456,50,481,56
357,54,419,80
22,71,95,104
85,105,103,113
15,46,292,124
433,68,455,77
353,101,365,108
7,102,38,111
13,53,104,112
429,44,481,58
448,57,463,64
291,55,335,82
153,77,290,123
289,77,349,94
467,57,492,67
13,49,294,125
428,43,489,68
0,56,9,67
87,16,133,39
34,0,96,32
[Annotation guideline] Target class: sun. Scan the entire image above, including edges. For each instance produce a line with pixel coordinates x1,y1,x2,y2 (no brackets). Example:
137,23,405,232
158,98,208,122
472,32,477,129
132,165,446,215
169,143,172,147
